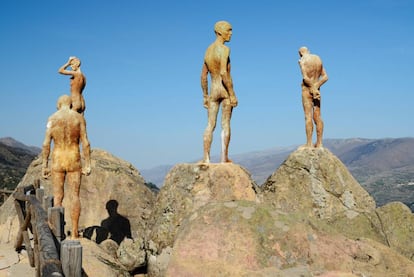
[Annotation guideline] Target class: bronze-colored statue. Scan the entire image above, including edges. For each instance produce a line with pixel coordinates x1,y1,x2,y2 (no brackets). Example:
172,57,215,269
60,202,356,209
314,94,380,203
42,95,91,238
201,21,238,163
298,46,328,148
59,56,86,114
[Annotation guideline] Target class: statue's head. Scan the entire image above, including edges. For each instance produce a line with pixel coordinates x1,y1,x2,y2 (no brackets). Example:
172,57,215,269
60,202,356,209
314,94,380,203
57,95,72,110
214,21,232,42
69,56,81,69
298,46,309,57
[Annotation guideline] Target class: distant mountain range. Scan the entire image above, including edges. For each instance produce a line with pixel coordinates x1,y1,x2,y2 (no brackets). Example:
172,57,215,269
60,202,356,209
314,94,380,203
1,137,413,210
0,137,41,190
141,137,414,210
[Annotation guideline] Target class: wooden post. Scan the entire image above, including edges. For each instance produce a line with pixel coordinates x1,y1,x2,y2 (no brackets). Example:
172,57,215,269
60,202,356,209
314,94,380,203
48,207,65,242
61,240,82,277
34,179,40,189
44,195,54,211
13,199,35,267
30,205,40,277
35,188,44,206
14,191,63,276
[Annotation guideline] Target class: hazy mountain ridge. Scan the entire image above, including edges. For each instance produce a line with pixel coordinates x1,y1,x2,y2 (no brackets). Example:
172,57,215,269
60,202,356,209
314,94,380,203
0,137,40,190
0,137,41,156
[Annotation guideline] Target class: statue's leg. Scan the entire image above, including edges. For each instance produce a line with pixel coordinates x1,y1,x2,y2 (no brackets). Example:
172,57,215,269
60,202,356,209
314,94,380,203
51,171,65,206
313,99,324,148
221,99,233,163
67,170,81,238
302,88,314,148
203,101,219,163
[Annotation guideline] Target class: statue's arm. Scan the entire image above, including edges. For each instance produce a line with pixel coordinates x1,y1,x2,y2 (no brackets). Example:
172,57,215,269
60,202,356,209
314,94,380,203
201,62,209,108
220,47,237,107
299,61,314,87
58,57,76,76
58,61,73,76
316,66,328,89
41,122,52,178
80,117,91,175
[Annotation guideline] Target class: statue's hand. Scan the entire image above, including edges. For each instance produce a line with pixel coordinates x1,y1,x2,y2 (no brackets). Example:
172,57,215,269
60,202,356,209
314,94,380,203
82,166,91,176
230,95,238,107
203,98,209,109
42,167,51,179
310,87,320,100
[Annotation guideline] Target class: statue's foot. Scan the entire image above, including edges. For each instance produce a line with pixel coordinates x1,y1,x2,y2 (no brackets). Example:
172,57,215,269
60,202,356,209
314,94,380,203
314,143,323,148
66,234,80,240
221,158,233,163
298,144,313,150
198,159,210,164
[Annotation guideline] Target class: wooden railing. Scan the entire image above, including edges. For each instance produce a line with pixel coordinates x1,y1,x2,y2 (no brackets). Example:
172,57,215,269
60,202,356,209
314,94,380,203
0,188,14,205
13,180,82,277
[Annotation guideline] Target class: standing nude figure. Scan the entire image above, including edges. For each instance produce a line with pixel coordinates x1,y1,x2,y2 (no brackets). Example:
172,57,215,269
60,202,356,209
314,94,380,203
201,21,238,163
42,95,91,238
59,56,86,114
298,46,328,148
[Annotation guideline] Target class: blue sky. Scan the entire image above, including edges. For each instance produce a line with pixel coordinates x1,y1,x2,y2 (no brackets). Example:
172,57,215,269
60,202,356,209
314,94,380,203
1,0,413,170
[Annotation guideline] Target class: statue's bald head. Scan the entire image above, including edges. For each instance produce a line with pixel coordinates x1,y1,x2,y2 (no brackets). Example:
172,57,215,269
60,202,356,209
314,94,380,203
57,95,72,110
299,46,309,57
214,21,232,35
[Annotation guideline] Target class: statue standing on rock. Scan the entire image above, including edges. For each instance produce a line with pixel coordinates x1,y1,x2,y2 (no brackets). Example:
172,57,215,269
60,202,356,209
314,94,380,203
41,95,91,238
201,20,238,163
298,46,328,148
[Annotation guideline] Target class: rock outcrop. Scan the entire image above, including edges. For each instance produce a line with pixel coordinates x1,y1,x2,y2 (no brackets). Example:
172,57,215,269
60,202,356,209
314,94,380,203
80,238,131,277
262,147,376,219
146,163,259,276
260,147,414,262
2,147,414,277
150,148,414,276
166,201,414,276
0,149,155,273
0,149,155,243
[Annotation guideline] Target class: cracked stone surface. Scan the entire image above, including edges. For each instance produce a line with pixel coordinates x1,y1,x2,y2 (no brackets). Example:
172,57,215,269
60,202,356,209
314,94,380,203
262,146,376,219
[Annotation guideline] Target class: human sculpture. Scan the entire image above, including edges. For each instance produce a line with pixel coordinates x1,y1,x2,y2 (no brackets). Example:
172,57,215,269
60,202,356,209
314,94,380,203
298,46,328,148
58,56,86,114
42,95,91,238
201,20,238,163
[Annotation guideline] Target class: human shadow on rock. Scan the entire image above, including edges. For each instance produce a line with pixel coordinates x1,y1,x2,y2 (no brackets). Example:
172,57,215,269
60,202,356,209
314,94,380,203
83,199,132,244
101,199,132,244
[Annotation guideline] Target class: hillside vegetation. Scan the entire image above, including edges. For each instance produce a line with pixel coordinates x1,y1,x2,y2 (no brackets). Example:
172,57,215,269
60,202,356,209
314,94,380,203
0,137,40,190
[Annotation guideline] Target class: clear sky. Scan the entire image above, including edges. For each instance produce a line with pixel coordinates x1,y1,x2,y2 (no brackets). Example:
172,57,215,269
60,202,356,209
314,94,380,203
1,0,413,170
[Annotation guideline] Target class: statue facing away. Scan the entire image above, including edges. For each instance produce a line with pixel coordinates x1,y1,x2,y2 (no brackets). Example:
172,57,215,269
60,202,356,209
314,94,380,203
42,95,91,238
201,20,238,163
298,46,329,148
59,56,86,114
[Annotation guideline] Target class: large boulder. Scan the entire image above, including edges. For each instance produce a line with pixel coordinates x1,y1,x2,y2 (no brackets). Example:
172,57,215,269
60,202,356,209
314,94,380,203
261,147,414,262
262,147,376,219
0,149,155,245
158,149,414,276
165,201,414,276
330,201,414,261
80,238,130,276
146,162,259,276
375,202,414,259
